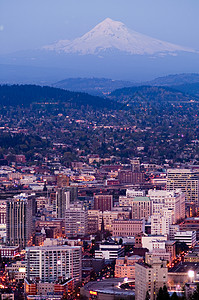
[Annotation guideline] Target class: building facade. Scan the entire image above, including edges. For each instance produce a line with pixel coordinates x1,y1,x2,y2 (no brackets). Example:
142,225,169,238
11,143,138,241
26,245,82,283
94,195,113,211
166,169,199,205
112,219,145,237
6,194,33,249
65,203,88,237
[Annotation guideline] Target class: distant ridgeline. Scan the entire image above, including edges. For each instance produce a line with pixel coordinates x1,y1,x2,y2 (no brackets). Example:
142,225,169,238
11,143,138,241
1,84,199,110
0,84,117,109
109,85,199,104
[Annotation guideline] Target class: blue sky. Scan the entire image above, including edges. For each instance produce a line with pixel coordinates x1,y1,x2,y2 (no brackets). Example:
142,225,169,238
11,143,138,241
0,0,199,54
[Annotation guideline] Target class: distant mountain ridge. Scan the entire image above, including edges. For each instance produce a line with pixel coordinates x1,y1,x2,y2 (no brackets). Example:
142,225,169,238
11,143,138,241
145,73,199,86
109,85,199,104
1,84,199,111
53,77,135,96
44,18,195,56
0,85,117,109
52,73,199,97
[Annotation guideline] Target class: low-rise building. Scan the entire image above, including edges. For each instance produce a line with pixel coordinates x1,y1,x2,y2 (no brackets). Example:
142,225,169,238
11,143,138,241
6,261,26,281
174,231,196,248
115,255,143,279
0,245,19,258
141,235,167,251
95,242,124,261
112,219,145,237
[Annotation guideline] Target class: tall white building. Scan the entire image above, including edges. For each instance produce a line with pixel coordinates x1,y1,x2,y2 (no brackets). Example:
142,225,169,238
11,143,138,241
26,245,82,283
147,189,185,223
135,259,168,300
142,235,167,251
151,214,169,236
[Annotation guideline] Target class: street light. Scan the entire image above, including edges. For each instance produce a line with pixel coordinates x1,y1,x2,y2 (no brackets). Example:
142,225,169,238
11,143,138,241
188,270,194,283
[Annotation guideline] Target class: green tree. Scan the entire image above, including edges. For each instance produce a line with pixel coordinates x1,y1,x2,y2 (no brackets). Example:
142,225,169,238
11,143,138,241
163,285,170,300
156,285,170,300
190,284,199,300
170,292,179,300
156,287,164,300
119,238,123,245
145,291,150,300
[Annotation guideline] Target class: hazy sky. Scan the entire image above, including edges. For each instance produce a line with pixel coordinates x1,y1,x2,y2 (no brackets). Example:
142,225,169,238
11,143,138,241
0,0,199,54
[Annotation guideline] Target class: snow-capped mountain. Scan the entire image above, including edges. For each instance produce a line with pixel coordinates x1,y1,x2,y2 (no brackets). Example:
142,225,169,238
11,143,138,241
43,18,195,56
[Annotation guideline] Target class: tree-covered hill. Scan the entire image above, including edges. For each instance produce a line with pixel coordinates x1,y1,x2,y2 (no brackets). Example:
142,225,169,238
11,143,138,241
171,82,199,97
109,85,199,104
0,84,117,109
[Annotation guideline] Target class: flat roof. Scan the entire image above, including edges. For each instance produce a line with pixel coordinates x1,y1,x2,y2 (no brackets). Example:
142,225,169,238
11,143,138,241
133,196,151,201
84,278,135,296
169,262,199,273
26,245,81,251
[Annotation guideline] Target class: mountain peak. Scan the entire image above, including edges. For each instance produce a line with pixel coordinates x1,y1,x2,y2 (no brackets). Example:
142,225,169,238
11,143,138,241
96,17,124,28
43,18,195,56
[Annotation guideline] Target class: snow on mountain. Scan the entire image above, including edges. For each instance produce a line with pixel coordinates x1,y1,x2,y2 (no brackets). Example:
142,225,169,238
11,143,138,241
43,18,195,56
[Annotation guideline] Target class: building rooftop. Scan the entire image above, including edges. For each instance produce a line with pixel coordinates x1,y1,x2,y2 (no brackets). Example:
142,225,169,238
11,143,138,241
84,278,135,296
26,245,81,251
132,196,151,202
169,262,199,273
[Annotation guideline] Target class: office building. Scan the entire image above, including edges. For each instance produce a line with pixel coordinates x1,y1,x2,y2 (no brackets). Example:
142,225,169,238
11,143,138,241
145,249,171,265
0,200,6,224
131,159,140,172
87,210,101,234
132,196,152,220
95,242,124,260
135,259,168,300
147,189,185,223
167,169,199,205
118,170,144,184
174,231,196,248
142,235,167,251
87,210,131,234
94,194,113,211
112,218,145,237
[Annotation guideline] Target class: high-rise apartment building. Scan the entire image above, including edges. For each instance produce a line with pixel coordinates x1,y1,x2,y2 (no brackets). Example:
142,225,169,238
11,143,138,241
26,245,82,283
6,194,33,249
166,169,199,205
55,188,70,218
65,203,88,237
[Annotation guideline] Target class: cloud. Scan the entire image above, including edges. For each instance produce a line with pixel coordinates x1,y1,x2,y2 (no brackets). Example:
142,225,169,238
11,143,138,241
0,25,4,31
